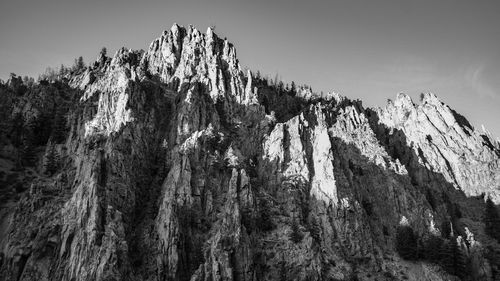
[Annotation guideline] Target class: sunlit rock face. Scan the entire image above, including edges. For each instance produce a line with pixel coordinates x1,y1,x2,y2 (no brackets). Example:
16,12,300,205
1,24,500,281
140,24,257,106
376,93,500,201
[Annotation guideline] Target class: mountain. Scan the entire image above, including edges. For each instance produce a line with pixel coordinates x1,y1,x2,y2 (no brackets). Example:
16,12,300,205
1,23,500,281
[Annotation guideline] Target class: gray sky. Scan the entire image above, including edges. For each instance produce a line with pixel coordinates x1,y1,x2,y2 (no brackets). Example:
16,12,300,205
1,0,499,138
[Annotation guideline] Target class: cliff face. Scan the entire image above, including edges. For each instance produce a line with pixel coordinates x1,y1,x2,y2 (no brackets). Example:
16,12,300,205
376,93,500,201
1,24,500,281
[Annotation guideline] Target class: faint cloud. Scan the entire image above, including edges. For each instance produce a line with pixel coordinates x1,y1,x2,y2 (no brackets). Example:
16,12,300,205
368,54,437,89
464,64,498,99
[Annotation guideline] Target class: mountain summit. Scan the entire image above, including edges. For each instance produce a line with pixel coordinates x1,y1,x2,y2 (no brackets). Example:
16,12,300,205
1,24,500,281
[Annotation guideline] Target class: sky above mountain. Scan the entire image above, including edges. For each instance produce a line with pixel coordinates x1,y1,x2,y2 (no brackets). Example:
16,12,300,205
1,0,499,138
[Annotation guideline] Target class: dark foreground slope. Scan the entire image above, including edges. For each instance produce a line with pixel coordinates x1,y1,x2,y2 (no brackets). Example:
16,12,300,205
1,24,500,281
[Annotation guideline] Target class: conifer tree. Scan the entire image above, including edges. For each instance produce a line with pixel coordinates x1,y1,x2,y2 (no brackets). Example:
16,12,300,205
451,241,467,279
289,219,303,243
257,199,275,232
423,234,444,263
100,47,107,57
485,246,500,281
277,81,284,95
74,56,85,73
262,76,268,86
273,73,279,87
441,238,467,279
290,81,296,96
440,240,454,273
484,197,500,243
309,216,321,244
98,47,108,68
52,106,67,143
59,64,66,77
395,225,418,260
21,118,37,167
10,113,24,147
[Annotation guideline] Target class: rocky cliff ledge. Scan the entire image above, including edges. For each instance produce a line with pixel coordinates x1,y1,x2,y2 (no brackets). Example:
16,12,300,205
1,24,500,281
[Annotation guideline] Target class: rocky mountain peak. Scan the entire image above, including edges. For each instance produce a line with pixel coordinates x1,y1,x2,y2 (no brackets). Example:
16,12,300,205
392,92,415,109
389,92,448,112
140,23,245,102
420,92,442,106
377,92,500,201
1,23,500,281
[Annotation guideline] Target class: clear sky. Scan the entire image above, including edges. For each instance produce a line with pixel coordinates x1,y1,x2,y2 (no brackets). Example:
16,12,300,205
1,0,499,138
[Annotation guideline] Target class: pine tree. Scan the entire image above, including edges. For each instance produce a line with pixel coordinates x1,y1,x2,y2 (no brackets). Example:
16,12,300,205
440,240,454,273
74,56,85,73
290,81,296,96
309,216,321,244
451,241,467,279
273,73,279,87
44,144,58,175
59,64,66,77
423,234,444,263
395,225,418,260
98,47,108,68
289,219,303,244
262,76,268,86
10,113,24,147
100,47,107,57
485,246,500,281
484,197,500,243
441,238,467,279
257,199,275,232
21,118,37,167
277,81,284,95
22,76,34,88
52,106,67,143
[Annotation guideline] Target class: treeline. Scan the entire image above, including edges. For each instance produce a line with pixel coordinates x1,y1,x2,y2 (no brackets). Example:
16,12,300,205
250,71,311,122
37,56,86,82
0,48,111,95
484,197,500,279
0,56,88,93
484,197,500,243
3,76,71,176
0,74,34,95
396,198,500,280
252,70,311,98
396,224,469,279
12,104,68,175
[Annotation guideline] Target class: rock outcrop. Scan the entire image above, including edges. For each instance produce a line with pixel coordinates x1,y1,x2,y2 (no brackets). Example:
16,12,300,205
1,23,500,281
376,93,500,201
